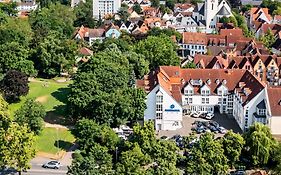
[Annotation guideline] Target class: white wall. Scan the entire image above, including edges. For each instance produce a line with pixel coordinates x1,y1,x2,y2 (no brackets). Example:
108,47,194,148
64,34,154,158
144,85,183,131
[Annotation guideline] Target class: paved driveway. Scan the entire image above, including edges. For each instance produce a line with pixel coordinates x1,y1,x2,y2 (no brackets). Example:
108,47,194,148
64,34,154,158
158,113,242,138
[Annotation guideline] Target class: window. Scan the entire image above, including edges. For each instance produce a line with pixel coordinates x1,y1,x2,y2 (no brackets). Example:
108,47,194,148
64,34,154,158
258,109,266,116
218,98,221,104
218,90,222,95
156,104,163,111
223,98,227,105
206,98,209,104
211,3,214,10
156,113,163,119
202,98,206,104
156,95,163,103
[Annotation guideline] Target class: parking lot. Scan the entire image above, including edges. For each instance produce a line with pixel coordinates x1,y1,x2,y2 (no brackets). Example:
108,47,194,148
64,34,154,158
158,112,242,138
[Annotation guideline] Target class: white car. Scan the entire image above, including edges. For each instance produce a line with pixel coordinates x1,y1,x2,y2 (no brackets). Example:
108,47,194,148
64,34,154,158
191,112,201,118
205,113,214,120
42,161,61,169
218,127,227,134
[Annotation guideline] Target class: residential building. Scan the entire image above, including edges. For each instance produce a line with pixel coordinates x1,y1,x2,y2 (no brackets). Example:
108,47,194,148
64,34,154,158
93,0,121,19
16,0,38,12
73,24,120,45
137,66,270,132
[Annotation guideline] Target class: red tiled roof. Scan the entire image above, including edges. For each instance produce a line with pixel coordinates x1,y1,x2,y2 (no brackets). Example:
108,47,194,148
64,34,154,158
182,32,207,45
267,87,281,116
79,47,93,56
139,66,265,106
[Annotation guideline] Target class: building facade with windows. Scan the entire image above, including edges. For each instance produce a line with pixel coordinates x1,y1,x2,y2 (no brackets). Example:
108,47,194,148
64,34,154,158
137,66,281,133
93,0,121,19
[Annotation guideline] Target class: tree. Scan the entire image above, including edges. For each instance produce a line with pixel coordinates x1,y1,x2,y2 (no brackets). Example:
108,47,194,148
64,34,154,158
132,4,142,14
134,35,180,69
0,95,11,129
32,31,77,78
0,123,36,175
68,45,146,125
260,29,276,49
117,6,130,22
147,27,182,40
261,0,281,14
0,18,33,46
221,130,245,168
67,144,113,175
243,123,276,166
0,70,29,103
241,4,253,13
124,51,149,79
185,133,229,174
14,98,46,135
116,143,148,175
0,42,36,76
0,2,17,16
219,16,230,23
183,61,196,68
151,0,160,7
29,3,76,39
273,7,281,15
166,0,176,10
74,0,98,28
72,119,120,151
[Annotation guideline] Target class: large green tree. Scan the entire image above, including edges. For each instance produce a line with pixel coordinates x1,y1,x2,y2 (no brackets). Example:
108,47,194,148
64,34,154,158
29,3,76,39
74,0,98,28
134,35,180,69
67,144,113,175
260,29,276,49
0,42,36,76
221,130,245,168
15,98,46,135
32,31,77,78
185,133,229,174
243,123,276,166
68,45,146,125
0,123,36,175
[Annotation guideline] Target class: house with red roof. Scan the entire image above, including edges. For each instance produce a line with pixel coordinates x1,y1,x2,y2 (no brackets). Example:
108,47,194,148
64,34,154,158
137,66,273,131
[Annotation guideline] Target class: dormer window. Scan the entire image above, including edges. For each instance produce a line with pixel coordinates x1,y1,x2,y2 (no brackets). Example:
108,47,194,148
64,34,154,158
256,100,266,116
257,109,266,116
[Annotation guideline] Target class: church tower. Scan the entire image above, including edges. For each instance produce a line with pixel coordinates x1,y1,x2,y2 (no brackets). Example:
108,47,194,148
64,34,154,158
205,0,219,32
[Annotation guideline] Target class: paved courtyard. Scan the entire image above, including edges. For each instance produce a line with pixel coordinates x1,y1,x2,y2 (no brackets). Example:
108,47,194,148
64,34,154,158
158,113,242,138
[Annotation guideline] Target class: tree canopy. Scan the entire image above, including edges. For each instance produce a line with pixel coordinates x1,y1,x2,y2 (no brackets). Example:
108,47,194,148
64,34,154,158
0,70,29,103
15,98,46,135
134,35,180,69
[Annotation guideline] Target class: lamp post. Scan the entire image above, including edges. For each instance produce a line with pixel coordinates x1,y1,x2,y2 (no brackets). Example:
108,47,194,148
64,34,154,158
115,146,118,162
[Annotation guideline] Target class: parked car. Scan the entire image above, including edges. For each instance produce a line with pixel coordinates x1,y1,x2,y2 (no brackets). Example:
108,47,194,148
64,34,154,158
209,125,219,133
205,113,214,120
200,113,206,118
191,112,201,118
218,126,227,134
195,127,205,134
42,161,61,169
209,121,219,128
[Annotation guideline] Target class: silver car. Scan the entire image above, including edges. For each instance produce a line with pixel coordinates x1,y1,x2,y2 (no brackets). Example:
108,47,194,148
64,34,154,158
42,161,61,169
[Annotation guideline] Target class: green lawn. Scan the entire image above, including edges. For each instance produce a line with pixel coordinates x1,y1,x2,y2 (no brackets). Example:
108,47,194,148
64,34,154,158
9,78,72,124
8,78,75,154
36,127,75,154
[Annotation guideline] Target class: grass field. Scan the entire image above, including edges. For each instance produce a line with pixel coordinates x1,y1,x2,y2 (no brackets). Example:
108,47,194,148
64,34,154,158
9,78,71,123
8,78,75,154
36,127,75,154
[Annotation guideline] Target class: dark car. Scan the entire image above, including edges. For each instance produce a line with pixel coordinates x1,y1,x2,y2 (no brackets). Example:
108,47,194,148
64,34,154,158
209,126,219,133
209,121,219,127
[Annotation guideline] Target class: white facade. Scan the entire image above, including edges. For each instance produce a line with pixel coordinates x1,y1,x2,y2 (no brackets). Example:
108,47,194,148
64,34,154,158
179,43,207,56
93,0,121,19
144,85,182,131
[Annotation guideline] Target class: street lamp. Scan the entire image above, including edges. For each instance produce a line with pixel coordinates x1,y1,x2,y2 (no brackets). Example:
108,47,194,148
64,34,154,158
115,146,118,162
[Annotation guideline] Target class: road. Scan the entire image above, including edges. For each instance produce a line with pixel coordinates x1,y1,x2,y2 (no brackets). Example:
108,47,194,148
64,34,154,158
0,151,74,175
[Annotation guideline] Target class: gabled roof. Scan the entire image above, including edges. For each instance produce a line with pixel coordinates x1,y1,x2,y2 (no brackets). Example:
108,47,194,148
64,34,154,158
257,99,266,109
217,6,231,16
138,66,265,106
267,87,281,116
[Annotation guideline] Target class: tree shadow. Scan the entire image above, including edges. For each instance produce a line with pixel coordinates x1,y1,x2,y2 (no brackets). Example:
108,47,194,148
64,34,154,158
51,87,70,104
54,140,73,151
44,87,75,126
